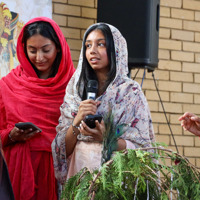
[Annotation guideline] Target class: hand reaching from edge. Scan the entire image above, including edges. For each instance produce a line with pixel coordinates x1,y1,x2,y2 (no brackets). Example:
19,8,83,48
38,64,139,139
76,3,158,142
179,112,200,136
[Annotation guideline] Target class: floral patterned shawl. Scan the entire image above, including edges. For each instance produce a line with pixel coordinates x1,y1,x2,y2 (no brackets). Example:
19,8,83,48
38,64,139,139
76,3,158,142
52,23,154,184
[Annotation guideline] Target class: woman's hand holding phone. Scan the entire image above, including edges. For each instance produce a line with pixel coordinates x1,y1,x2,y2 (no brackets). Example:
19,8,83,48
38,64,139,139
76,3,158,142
73,99,101,128
72,99,104,142
9,122,42,143
79,118,105,142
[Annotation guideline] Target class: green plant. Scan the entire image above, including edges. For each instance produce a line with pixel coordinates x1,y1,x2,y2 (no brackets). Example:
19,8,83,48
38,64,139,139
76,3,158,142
61,145,200,200
61,110,200,199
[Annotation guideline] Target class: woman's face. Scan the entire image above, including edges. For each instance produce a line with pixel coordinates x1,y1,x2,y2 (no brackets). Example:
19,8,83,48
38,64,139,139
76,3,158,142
85,30,109,75
26,34,58,79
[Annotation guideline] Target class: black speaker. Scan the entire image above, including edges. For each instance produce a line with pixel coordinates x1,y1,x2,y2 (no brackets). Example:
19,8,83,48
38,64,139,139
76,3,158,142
97,0,160,72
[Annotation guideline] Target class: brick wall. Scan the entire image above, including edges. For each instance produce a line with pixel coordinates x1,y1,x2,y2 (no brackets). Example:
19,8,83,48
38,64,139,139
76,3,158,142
52,0,200,167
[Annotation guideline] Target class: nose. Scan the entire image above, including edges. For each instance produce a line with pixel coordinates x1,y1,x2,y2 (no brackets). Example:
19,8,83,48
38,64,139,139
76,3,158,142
36,51,43,62
90,44,97,54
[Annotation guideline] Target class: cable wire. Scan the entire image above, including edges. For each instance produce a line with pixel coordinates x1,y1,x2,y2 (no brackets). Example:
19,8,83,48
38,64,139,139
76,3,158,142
132,69,179,153
152,72,179,153
141,69,146,88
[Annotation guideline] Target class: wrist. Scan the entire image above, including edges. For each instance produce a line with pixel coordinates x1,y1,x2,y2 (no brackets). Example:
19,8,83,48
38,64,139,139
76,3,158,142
8,132,16,143
72,120,80,136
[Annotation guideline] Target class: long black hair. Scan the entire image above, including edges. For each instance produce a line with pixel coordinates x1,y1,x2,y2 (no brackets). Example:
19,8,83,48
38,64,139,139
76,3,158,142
77,23,116,100
22,21,62,78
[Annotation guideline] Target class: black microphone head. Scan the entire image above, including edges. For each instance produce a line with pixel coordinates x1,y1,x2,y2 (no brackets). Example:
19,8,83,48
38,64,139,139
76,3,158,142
87,80,98,100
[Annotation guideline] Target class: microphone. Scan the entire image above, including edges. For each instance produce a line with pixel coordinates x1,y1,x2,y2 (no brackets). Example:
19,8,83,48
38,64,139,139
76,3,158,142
85,80,101,128
86,80,98,100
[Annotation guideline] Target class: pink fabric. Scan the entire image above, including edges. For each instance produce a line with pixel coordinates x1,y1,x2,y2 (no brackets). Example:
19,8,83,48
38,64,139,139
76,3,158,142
67,141,102,179
0,17,75,200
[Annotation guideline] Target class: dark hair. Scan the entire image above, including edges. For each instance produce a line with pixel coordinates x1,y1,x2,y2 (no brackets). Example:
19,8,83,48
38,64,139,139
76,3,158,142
22,21,62,78
77,23,116,100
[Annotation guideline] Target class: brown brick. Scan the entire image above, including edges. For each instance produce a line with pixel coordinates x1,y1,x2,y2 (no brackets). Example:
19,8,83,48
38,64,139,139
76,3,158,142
146,90,169,101
158,60,181,71
161,0,182,8
53,14,67,26
171,92,193,103
183,83,200,94
159,39,182,50
183,41,200,53
68,0,94,7
195,11,200,21
70,50,81,61
195,32,200,42
171,124,183,135
170,114,183,124
53,0,67,3
158,80,182,92
196,158,200,167
167,146,183,155
195,53,200,63
159,102,182,113
172,8,194,20
171,136,194,146
184,20,200,32
160,17,182,29
60,27,80,39
194,94,200,104
82,7,97,18
159,28,170,39
171,51,194,62
185,147,200,157
194,74,200,83
54,4,81,16
183,104,200,115
159,124,174,135
153,70,170,80
155,135,170,145
68,17,94,29
159,124,183,135
172,30,194,41
158,50,170,60
139,79,156,90
170,71,193,82
151,113,169,123
153,123,159,134
182,62,200,73
67,39,82,50
148,101,159,112
195,137,200,147
183,0,200,11
73,61,79,69
80,29,87,39
160,6,170,17
95,0,97,8
186,157,196,165
130,69,141,79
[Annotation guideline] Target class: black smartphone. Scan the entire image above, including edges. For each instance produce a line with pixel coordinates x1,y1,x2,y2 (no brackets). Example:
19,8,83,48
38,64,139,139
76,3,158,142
84,114,103,129
15,122,42,132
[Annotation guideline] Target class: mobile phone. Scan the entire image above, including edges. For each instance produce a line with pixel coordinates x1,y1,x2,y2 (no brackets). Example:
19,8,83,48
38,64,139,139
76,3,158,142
84,114,103,129
15,122,42,132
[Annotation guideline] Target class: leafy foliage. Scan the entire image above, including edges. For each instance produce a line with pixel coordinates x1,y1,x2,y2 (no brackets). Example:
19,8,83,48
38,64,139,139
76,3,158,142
61,146,200,200
61,110,200,199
